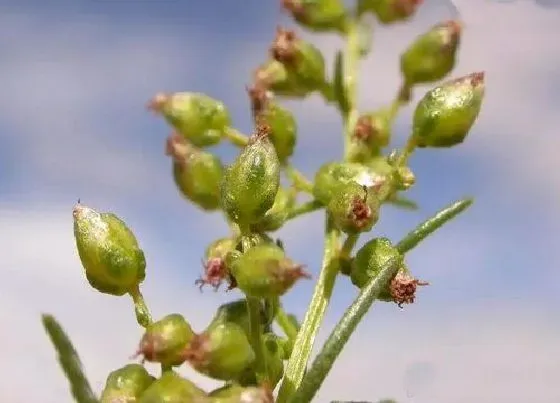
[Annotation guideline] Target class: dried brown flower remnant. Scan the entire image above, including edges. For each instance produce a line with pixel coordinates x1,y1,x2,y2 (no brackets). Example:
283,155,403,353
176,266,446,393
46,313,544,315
271,27,299,65
390,271,429,307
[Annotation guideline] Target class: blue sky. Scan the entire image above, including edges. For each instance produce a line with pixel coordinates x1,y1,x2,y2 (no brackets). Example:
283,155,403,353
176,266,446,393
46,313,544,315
1,1,559,402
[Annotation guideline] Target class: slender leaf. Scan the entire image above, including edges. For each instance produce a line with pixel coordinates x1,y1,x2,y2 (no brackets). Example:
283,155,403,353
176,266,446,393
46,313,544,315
41,314,98,403
333,51,349,115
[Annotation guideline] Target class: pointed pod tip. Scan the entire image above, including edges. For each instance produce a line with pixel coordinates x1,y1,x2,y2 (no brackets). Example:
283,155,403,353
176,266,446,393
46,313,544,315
147,92,170,113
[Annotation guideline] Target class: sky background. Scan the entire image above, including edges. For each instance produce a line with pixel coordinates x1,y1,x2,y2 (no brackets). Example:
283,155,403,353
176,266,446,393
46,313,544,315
0,0,559,402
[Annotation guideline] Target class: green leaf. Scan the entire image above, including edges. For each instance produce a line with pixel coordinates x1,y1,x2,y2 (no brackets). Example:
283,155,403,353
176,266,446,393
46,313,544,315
387,195,419,211
396,197,473,254
333,51,349,115
41,314,98,403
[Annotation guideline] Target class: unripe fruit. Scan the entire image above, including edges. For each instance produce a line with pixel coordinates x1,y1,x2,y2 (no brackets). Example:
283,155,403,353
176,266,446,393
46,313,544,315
281,0,349,33
327,182,380,234
412,72,485,147
166,132,223,211
259,98,297,164
136,314,194,368
359,0,423,24
100,364,154,403
221,124,280,228
208,384,273,403
313,161,388,205
184,322,255,381
230,243,310,298
253,60,310,98
270,28,326,93
148,92,230,147
196,237,236,291
351,238,428,306
401,20,461,86
73,203,146,296
138,371,209,403
351,109,392,160
238,332,285,388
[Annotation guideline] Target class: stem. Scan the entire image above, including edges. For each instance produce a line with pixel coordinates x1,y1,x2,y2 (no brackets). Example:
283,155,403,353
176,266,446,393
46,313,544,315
396,198,474,254
41,314,98,403
396,134,418,167
342,19,362,160
286,199,323,220
224,127,249,147
129,286,152,328
284,164,314,194
277,216,340,402
247,296,269,384
276,306,299,342
292,256,402,403
340,234,359,259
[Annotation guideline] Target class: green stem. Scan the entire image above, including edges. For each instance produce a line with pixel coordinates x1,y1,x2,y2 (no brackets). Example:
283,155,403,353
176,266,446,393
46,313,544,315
396,198,474,254
247,296,269,384
286,199,323,220
284,165,314,194
41,314,98,403
342,19,362,160
396,134,418,167
224,127,249,147
277,216,340,402
129,286,152,328
292,256,402,403
340,234,359,259
276,306,299,342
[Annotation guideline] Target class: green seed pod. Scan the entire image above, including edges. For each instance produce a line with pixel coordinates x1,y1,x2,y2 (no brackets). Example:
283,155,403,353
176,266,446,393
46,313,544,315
73,203,146,296
313,161,388,205
327,182,380,234
166,132,223,211
148,92,230,147
234,232,275,253
136,314,194,368
207,299,251,336
100,364,154,403
251,187,296,233
184,322,255,381
401,20,461,87
270,28,326,92
253,60,310,98
138,371,209,403
196,237,237,291
230,243,310,298
208,384,273,403
351,109,392,160
350,237,403,298
412,72,485,147
221,125,281,228
282,0,349,33
261,101,297,164
358,0,423,24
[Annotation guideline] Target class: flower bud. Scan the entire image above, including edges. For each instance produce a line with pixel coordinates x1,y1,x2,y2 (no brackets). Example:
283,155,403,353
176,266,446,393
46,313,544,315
400,20,461,86
412,72,485,147
327,182,380,234
207,299,252,337
73,203,146,296
208,384,273,403
254,60,311,98
166,132,223,211
281,0,349,33
230,243,310,298
196,237,236,291
184,322,255,381
248,87,297,164
270,28,326,93
136,314,194,368
251,187,296,233
138,371,208,403
100,364,154,403
351,109,392,160
313,161,388,205
148,92,230,148
358,0,423,24
221,124,281,227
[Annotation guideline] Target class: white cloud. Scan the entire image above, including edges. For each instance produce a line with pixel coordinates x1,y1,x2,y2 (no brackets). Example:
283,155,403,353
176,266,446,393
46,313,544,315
0,11,199,200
